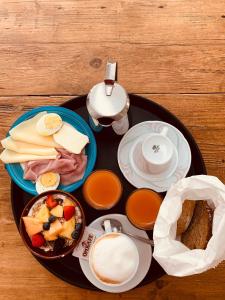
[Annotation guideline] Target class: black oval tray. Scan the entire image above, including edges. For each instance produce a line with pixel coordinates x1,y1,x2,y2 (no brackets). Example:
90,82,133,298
11,95,206,290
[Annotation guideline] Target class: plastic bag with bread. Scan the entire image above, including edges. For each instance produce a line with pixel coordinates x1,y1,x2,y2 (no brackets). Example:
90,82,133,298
153,175,225,276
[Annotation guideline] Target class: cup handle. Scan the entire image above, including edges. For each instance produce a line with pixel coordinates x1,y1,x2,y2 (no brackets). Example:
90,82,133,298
160,126,168,137
104,220,113,233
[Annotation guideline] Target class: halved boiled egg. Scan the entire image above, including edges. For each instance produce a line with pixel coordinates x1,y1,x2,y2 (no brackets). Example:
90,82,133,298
36,113,63,136
36,172,60,194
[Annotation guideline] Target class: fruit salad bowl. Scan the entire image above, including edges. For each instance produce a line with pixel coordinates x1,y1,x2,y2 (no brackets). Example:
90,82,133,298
19,190,85,260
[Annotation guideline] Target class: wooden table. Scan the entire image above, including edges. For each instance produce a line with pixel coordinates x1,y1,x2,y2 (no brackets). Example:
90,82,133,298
0,1,225,299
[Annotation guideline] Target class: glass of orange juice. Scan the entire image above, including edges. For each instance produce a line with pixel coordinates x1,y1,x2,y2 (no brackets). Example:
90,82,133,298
126,188,162,230
83,170,122,210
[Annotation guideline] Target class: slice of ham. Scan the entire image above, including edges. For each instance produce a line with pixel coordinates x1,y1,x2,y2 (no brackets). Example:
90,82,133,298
23,148,87,185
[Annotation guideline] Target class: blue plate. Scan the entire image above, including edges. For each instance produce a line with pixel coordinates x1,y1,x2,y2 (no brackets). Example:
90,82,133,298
5,106,97,195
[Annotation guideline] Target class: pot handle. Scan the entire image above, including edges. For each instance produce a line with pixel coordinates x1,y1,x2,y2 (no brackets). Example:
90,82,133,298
104,61,117,96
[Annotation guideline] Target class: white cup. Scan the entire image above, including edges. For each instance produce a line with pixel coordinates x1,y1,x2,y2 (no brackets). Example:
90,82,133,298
141,126,174,174
89,220,139,287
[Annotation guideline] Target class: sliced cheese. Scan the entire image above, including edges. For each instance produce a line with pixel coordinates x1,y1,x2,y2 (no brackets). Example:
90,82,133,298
9,112,60,147
53,123,89,154
0,149,57,163
1,137,58,156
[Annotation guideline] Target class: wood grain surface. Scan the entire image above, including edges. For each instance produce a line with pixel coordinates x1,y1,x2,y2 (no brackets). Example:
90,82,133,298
0,0,225,299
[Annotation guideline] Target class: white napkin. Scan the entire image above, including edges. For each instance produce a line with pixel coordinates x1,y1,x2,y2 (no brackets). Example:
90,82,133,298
153,175,225,276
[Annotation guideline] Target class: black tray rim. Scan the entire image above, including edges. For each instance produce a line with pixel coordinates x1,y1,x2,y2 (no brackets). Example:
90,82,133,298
10,94,207,291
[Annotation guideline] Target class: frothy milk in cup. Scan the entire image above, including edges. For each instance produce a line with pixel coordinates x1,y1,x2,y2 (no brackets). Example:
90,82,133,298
89,232,139,286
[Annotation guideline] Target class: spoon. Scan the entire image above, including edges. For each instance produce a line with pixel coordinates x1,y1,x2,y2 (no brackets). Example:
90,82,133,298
101,219,154,246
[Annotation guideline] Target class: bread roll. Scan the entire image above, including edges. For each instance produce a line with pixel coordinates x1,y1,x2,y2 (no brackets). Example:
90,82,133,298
181,200,213,250
177,200,196,236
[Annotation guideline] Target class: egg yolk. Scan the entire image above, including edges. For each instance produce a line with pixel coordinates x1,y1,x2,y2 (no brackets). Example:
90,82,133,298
40,172,58,187
44,115,62,129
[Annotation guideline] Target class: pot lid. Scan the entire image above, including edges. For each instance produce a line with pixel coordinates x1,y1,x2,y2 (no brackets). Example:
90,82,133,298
88,82,128,117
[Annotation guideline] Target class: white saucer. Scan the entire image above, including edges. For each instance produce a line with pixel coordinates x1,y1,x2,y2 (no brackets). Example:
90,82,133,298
129,133,178,182
118,121,191,193
79,214,152,293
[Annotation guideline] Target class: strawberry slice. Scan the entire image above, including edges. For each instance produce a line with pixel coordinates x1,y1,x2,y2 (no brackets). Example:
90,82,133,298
63,206,75,221
46,195,58,209
32,233,45,248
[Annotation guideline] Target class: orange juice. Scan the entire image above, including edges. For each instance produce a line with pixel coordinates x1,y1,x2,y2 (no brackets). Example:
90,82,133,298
126,189,162,230
83,170,122,210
